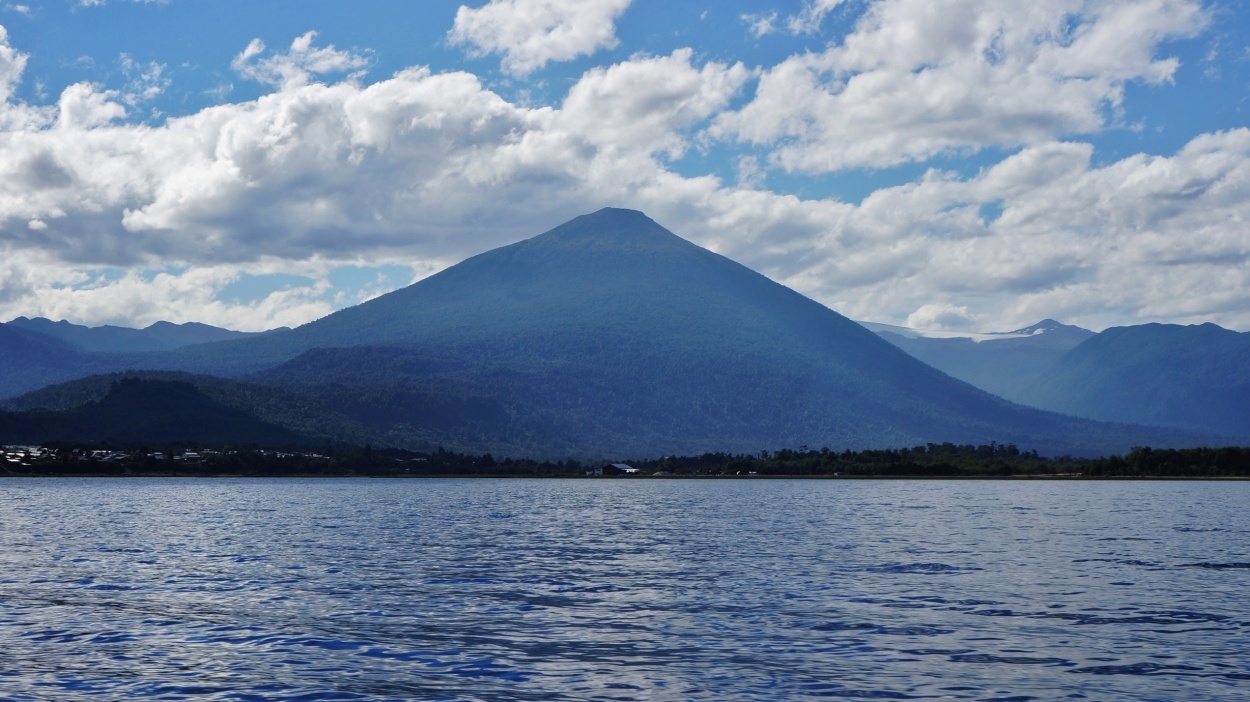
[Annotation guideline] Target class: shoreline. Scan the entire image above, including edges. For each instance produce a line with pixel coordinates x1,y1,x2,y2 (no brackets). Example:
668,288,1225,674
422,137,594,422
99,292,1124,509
4,472,1249,481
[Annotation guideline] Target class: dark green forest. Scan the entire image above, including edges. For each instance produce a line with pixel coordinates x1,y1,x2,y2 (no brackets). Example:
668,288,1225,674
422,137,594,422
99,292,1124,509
5,440,1249,478
629,444,1250,478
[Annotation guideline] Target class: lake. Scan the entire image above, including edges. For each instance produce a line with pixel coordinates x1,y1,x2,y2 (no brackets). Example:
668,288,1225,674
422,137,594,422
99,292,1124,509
1,478,1247,701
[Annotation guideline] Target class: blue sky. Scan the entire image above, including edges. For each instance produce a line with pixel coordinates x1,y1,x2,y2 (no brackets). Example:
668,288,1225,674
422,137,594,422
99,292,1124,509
1,0,1248,332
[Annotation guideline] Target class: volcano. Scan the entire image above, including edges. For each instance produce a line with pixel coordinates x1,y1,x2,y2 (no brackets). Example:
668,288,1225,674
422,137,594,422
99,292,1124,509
4,208,1220,456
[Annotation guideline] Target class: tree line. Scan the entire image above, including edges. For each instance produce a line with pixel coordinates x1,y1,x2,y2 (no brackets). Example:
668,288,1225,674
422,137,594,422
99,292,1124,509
4,441,1249,478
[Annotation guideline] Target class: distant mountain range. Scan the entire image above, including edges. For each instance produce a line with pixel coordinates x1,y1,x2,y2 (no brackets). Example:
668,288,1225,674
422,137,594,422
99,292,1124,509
6,317,281,353
1013,322,1250,438
1,208,1243,455
865,318,1249,439
0,323,91,400
0,317,284,398
865,319,1095,399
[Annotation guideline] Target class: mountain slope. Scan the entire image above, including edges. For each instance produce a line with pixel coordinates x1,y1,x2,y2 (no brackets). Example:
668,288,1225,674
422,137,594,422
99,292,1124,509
1015,323,1250,438
152,208,1210,456
0,324,101,399
872,319,1095,399
2,370,381,446
0,378,309,446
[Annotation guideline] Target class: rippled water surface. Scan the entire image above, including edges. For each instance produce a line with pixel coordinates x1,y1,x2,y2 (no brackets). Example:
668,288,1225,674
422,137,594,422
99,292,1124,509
1,478,1248,701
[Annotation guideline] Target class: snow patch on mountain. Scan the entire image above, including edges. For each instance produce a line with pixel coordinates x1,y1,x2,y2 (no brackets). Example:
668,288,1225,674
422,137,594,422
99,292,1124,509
857,321,1032,343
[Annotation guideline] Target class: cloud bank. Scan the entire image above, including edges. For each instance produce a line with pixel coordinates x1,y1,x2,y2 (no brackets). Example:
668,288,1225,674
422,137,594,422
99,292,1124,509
716,0,1208,172
1,0,1247,334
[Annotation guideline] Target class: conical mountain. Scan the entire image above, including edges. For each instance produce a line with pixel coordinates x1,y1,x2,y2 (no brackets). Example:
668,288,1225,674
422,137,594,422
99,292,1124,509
157,208,1200,456
33,208,1219,456
294,208,905,354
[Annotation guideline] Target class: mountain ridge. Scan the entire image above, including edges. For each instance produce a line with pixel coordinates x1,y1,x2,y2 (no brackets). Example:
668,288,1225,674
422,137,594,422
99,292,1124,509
0,208,1240,455
1015,322,1250,438
867,318,1094,399
6,316,284,354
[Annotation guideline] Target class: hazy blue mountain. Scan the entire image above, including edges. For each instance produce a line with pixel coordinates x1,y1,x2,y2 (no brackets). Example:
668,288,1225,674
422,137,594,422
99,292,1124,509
1004,319,1096,342
870,319,1095,399
0,317,287,398
119,208,1210,456
3,370,381,446
5,316,280,353
0,377,308,447
0,209,1228,456
1015,323,1250,438
0,324,100,399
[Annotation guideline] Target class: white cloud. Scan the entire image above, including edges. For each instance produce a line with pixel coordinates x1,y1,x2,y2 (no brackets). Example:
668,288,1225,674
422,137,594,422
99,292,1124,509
0,47,740,270
56,81,126,128
558,49,749,158
0,256,336,331
0,24,26,102
743,12,778,38
232,31,370,89
204,81,232,101
715,0,1209,172
907,303,978,330
118,53,169,106
746,2,850,39
2,25,1250,334
736,155,765,189
449,0,632,76
787,0,851,35
802,131,1250,331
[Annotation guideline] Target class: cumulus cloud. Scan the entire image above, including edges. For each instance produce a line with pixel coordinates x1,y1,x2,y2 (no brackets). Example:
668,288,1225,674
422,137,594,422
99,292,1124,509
232,31,371,89
0,256,336,331
55,81,126,128
796,130,1250,331
449,0,632,75
558,49,749,158
3,24,1250,334
0,24,26,102
907,303,978,330
715,0,1209,172
0,41,749,269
